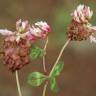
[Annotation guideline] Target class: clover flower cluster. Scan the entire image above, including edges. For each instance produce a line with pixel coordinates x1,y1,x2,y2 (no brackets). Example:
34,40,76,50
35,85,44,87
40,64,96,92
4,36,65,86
67,4,96,42
0,4,96,72
0,19,51,72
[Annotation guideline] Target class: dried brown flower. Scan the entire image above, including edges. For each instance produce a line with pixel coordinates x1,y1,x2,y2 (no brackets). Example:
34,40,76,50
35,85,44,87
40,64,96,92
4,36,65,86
3,35,31,72
67,5,96,41
67,20,93,41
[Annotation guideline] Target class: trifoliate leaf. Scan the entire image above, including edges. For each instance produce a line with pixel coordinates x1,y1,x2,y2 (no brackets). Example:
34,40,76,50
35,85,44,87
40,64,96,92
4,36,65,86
27,72,47,86
30,45,44,59
51,61,64,77
50,77,59,92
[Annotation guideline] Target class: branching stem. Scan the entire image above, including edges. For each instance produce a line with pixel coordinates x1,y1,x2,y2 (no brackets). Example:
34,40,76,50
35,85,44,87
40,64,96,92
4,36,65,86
42,38,71,96
49,39,71,77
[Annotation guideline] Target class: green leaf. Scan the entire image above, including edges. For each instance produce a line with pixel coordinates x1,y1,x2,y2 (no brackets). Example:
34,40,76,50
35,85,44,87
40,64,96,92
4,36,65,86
30,45,44,59
27,72,47,87
50,77,59,92
51,61,64,77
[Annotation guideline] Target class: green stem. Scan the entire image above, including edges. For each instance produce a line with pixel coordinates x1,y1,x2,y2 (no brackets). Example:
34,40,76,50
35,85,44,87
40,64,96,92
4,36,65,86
15,70,23,96
49,39,70,77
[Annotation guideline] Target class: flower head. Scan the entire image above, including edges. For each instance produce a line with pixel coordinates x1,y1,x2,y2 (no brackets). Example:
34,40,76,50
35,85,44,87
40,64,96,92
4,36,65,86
27,21,51,40
0,19,51,72
71,4,93,23
35,21,51,32
3,37,31,72
67,5,96,42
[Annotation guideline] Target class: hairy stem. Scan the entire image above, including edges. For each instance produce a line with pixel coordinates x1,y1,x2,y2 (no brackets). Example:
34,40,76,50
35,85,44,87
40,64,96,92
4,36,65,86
15,70,23,96
42,37,49,96
49,39,71,77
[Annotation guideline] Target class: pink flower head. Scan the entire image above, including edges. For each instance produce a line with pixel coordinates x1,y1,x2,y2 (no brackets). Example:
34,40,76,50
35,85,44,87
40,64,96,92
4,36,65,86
0,19,51,72
0,20,51,43
27,21,51,40
35,21,51,32
16,19,29,33
71,4,93,23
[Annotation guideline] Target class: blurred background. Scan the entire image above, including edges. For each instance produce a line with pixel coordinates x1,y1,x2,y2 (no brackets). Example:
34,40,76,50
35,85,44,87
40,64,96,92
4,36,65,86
0,0,96,96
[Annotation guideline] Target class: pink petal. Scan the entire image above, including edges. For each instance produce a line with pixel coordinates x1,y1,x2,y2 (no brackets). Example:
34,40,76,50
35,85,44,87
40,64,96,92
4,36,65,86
0,29,13,36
